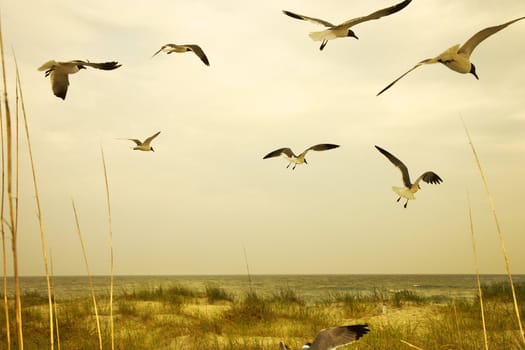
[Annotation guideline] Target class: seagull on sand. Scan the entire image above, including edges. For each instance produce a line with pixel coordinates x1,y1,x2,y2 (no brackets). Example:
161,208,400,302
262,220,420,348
152,43,210,66
279,324,369,350
263,144,339,170
282,0,412,50
38,60,121,100
121,131,161,152
377,16,525,96
375,145,442,208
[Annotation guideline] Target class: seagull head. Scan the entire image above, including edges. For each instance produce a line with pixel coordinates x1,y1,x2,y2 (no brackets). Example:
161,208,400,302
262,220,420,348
347,29,358,40
469,63,479,80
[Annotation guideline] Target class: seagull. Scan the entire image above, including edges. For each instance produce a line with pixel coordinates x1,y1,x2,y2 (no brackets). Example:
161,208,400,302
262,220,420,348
152,43,210,66
282,0,412,50
38,60,121,100
375,145,442,208
279,324,369,350
263,144,339,170
121,131,161,152
377,16,525,96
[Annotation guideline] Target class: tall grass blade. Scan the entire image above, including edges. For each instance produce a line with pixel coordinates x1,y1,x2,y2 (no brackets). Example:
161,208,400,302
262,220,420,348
462,118,525,344
71,200,103,349
400,339,424,349
49,252,61,350
0,34,8,350
101,147,115,350
242,243,253,291
0,16,24,349
14,50,55,349
467,193,488,349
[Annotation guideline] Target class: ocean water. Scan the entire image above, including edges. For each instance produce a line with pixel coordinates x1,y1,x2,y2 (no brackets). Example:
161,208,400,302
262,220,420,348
8,274,525,302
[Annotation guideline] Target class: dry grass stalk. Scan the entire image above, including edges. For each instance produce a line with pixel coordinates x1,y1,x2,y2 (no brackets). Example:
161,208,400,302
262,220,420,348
462,119,525,344
0,43,8,350
400,339,424,349
71,200,103,349
101,147,115,350
467,194,489,349
0,17,24,349
242,243,253,291
49,252,61,350
13,51,55,348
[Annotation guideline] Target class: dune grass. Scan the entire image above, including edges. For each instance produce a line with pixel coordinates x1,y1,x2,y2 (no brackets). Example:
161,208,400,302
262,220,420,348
1,282,523,349
463,119,525,345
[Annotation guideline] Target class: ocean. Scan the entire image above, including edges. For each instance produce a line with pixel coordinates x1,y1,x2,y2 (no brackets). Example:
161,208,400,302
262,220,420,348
8,274,525,302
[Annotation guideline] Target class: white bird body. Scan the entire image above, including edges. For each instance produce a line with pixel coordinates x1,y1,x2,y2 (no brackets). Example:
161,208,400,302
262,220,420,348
377,16,525,95
392,186,416,200
308,28,345,42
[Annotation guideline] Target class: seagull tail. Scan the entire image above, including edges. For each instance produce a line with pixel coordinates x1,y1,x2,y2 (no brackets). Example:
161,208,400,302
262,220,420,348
308,30,334,42
38,60,56,71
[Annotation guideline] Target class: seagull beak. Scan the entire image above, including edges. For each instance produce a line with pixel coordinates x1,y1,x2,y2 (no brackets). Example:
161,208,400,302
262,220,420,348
151,49,163,58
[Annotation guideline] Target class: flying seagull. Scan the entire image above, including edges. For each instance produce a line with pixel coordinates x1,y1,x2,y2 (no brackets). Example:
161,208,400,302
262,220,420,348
377,16,525,96
263,144,339,170
375,145,442,208
282,0,412,50
38,60,121,100
279,324,369,350
121,131,161,152
152,43,210,66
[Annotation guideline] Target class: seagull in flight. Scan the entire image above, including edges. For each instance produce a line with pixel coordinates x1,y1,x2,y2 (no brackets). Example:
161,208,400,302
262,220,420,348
121,131,161,152
263,144,339,170
377,16,525,96
38,60,121,100
152,43,210,66
279,324,369,350
282,0,412,50
375,146,442,208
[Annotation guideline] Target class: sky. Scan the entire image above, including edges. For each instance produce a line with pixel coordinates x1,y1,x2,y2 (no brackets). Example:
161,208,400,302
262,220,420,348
1,0,524,276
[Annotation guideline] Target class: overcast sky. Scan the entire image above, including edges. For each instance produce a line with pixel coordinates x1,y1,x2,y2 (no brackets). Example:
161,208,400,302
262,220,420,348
2,0,524,276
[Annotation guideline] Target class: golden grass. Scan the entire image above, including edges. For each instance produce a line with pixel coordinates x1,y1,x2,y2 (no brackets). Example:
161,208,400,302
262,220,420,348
100,148,115,350
467,193,489,349
463,118,525,345
71,200,103,349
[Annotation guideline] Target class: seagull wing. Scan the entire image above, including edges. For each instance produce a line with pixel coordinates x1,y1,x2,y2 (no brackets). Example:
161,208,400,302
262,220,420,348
282,10,335,27
75,60,122,70
336,0,412,29
375,145,412,188
302,143,340,157
414,171,442,186
376,58,432,96
143,131,161,146
310,324,370,349
458,16,525,57
126,139,143,146
185,45,210,66
263,148,295,159
49,70,70,100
